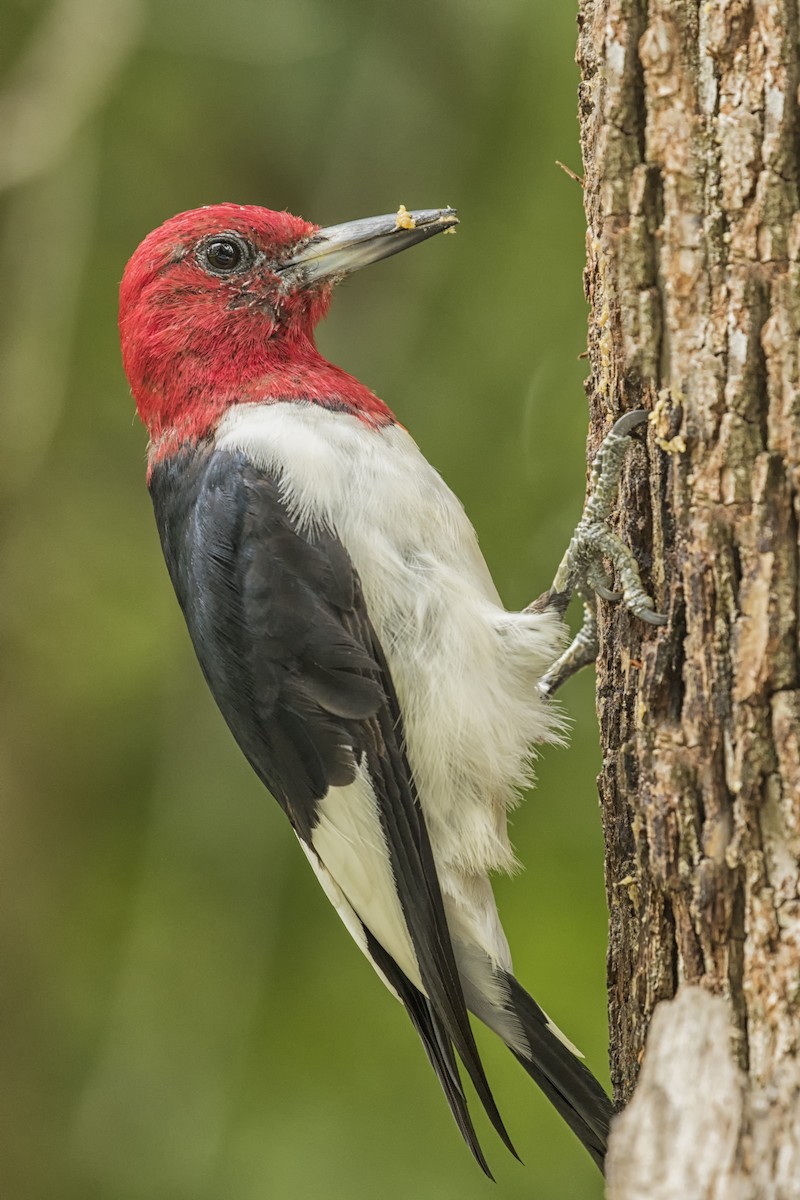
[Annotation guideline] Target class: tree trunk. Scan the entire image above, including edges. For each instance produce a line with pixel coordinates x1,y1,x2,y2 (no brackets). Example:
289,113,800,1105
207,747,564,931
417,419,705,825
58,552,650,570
576,2,800,1193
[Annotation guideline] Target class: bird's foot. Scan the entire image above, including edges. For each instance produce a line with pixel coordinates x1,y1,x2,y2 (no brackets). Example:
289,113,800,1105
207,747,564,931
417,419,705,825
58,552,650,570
533,410,667,697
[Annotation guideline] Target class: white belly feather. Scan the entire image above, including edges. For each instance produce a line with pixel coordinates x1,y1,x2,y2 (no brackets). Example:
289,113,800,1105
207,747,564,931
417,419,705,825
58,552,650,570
216,401,565,971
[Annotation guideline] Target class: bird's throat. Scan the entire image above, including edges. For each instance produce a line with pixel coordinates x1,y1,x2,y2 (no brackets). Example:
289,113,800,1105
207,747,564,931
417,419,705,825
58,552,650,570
142,342,395,471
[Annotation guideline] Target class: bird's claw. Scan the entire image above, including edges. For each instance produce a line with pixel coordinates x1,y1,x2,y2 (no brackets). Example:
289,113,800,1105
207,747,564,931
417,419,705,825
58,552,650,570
593,580,622,603
537,409,666,696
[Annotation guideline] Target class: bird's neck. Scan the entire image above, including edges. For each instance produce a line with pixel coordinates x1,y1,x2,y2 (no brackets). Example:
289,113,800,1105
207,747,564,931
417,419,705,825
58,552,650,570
139,332,395,467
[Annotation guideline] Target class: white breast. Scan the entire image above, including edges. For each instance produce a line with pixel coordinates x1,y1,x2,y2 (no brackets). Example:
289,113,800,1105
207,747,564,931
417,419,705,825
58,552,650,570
216,401,565,953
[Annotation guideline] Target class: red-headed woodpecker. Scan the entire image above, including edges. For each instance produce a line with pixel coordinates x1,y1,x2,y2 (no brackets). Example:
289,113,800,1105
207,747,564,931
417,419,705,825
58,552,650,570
119,203,659,1177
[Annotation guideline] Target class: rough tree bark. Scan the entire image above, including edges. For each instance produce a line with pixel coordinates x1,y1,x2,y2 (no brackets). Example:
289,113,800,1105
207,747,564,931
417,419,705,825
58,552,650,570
576,2,800,1194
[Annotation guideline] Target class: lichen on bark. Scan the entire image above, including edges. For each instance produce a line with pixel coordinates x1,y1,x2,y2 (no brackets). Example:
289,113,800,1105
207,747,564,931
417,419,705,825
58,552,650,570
576,1,800,1190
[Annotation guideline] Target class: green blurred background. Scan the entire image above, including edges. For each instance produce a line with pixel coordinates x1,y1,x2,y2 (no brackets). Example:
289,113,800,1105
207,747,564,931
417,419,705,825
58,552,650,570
1,2,607,1197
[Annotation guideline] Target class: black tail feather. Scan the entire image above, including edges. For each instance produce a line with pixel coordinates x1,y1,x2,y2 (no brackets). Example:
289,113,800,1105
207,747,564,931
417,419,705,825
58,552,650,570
503,972,613,1172
363,928,495,1178
365,670,518,1163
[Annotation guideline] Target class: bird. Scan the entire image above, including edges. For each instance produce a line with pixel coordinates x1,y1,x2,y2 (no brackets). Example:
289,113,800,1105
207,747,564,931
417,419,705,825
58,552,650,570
119,202,622,1177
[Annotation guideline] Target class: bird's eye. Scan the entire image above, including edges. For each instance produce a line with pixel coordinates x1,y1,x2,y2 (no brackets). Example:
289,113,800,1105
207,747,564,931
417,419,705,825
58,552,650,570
198,234,252,275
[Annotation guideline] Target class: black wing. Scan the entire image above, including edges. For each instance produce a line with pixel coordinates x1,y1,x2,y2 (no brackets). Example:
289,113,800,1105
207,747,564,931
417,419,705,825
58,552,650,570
150,444,514,1172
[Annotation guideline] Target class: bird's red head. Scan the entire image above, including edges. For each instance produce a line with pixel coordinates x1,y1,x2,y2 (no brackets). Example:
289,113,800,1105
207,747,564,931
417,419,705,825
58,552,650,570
120,204,338,455
119,202,458,461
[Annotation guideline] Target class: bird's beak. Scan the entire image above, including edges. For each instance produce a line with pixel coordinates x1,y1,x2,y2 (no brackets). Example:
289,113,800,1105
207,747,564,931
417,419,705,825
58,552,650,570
278,207,458,288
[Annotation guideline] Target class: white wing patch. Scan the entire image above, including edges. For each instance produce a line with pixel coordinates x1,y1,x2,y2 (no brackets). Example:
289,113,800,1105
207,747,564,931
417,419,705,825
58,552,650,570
296,836,403,1002
309,764,422,992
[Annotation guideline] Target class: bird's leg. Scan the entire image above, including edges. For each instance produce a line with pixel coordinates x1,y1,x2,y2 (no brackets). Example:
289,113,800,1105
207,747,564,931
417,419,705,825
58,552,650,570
532,410,667,697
